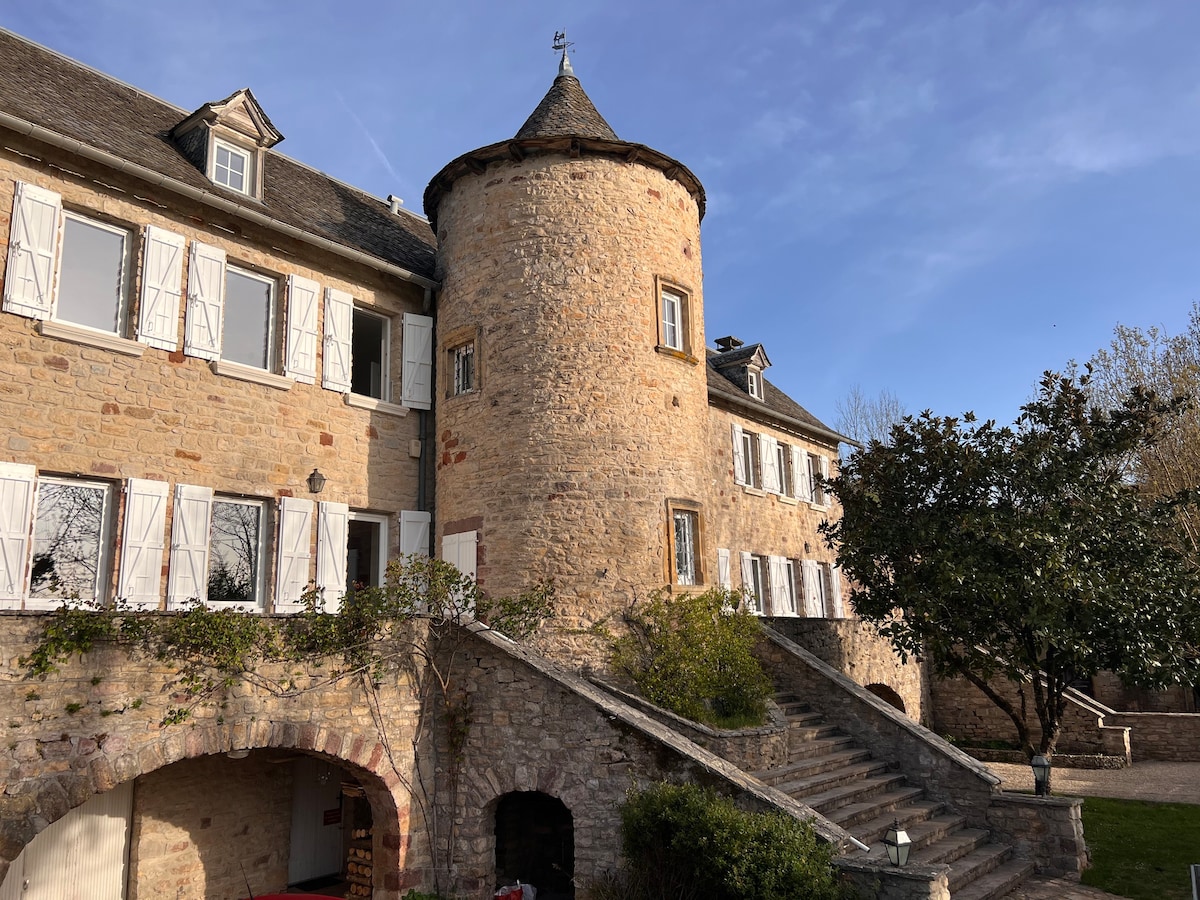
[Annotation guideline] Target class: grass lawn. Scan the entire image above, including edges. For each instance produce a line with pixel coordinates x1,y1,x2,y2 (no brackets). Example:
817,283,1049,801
1080,796,1200,900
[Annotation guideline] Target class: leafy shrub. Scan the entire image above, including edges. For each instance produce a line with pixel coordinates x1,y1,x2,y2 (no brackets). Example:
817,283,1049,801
611,588,771,727
594,782,848,900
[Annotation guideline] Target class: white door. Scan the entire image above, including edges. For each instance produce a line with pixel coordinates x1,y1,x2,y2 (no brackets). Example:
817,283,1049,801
288,757,345,885
0,780,133,900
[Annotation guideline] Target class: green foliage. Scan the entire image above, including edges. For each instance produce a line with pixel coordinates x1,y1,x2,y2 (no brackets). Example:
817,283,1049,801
822,369,1200,757
1081,797,1200,900
22,555,555,727
605,782,848,900
611,588,771,728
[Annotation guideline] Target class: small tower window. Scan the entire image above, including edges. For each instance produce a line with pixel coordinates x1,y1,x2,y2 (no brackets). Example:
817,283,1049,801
452,341,476,395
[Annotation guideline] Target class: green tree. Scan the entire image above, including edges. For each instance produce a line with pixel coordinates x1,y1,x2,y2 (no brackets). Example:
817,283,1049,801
821,371,1200,765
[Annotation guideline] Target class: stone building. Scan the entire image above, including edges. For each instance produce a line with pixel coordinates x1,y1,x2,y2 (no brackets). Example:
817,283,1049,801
0,29,1074,900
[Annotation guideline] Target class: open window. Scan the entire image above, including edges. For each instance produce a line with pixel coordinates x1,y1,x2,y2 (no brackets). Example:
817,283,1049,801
667,502,703,587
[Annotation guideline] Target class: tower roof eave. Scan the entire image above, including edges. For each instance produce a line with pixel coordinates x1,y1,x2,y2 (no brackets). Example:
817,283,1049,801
422,135,706,228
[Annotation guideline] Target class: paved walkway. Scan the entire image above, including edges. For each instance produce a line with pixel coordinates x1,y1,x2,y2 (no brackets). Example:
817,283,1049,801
982,760,1200,899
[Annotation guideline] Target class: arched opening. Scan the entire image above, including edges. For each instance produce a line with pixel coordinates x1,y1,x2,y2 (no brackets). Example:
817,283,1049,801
866,683,906,714
494,791,574,900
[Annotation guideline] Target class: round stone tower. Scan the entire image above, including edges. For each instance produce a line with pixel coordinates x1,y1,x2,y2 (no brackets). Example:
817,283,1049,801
424,52,709,659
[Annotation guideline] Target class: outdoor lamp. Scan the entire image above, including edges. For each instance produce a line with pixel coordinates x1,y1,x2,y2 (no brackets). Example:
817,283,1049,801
306,468,327,494
1031,755,1051,796
883,819,912,867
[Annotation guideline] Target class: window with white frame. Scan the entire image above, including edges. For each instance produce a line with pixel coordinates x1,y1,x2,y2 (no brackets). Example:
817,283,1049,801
29,477,113,605
222,266,276,370
660,287,685,351
57,213,131,334
807,453,830,506
776,441,794,497
731,424,762,489
349,307,389,399
452,341,476,396
747,368,764,401
740,551,767,613
207,497,266,607
212,138,252,195
347,512,388,590
671,508,699,586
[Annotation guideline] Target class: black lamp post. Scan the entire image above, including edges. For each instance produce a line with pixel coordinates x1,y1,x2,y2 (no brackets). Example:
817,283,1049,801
883,819,912,866
1031,754,1051,796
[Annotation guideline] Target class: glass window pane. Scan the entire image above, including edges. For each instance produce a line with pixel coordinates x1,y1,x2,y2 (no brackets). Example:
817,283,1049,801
30,481,107,601
347,518,383,590
351,309,386,398
57,217,125,333
208,499,262,604
673,511,696,586
223,269,273,369
215,144,247,192
662,290,680,349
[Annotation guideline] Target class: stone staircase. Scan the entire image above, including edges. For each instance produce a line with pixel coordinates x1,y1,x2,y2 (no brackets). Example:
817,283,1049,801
754,696,1035,900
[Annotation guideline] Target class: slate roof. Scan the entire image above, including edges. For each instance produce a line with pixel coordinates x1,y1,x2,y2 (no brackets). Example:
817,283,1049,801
707,352,848,446
0,29,436,281
514,73,619,141
709,343,769,369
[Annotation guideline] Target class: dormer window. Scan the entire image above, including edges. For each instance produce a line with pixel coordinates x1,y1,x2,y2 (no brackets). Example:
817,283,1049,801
747,368,764,401
171,88,283,202
213,138,252,194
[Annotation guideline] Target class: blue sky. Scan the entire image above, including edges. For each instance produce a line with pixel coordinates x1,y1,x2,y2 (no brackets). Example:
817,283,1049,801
5,1,1200,428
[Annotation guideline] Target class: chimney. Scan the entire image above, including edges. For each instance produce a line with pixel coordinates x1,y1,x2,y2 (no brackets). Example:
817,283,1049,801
714,335,744,352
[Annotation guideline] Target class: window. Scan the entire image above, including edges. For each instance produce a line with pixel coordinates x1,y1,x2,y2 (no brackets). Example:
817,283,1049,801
347,512,388,589
57,213,130,334
29,477,113,606
212,138,252,195
222,266,275,370
777,442,793,497
672,509,698,586
352,308,389,399
800,560,843,618
783,559,799,615
207,497,266,608
807,453,830,506
747,368,764,401
740,552,767,613
452,341,476,395
661,288,683,351
732,424,762,488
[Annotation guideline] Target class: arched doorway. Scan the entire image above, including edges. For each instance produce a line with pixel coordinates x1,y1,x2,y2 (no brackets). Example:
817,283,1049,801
494,791,574,900
866,683,906,714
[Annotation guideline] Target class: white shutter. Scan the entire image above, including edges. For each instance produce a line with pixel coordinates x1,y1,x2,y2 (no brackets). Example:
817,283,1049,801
739,551,755,611
0,462,36,607
137,225,185,350
760,435,779,493
731,423,746,485
322,287,354,392
716,547,731,591
315,501,349,612
441,530,478,580
802,560,822,617
117,479,168,608
184,241,226,360
797,448,813,502
285,274,320,383
399,510,431,558
768,555,789,616
275,497,313,611
830,565,845,618
3,182,61,319
818,455,831,506
401,312,433,409
167,484,213,607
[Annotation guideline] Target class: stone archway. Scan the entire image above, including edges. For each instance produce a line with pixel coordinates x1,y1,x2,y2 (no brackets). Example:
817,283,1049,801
866,683,906,714
494,791,574,900
0,721,414,900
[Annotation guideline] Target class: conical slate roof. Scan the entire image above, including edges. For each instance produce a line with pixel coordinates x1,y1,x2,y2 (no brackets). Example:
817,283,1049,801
514,66,618,141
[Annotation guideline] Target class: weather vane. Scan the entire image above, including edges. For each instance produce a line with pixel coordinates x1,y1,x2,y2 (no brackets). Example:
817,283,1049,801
553,31,573,54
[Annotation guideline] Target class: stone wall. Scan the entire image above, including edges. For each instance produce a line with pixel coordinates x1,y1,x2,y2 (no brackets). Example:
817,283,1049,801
0,142,427,612
1091,671,1197,713
932,675,1135,760
1104,711,1200,761
431,150,709,664
766,617,928,724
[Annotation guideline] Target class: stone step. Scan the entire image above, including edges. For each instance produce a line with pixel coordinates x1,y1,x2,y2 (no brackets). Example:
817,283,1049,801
774,760,891,797
823,786,927,830
784,709,826,728
913,827,990,868
853,805,956,848
752,747,873,785
947,843,1017,894
794,773,910,815
950,857,1035,900
789,722,841,744
786,734,858,761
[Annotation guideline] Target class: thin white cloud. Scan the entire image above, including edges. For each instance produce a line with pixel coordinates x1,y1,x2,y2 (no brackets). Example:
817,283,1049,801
333,91,403,187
